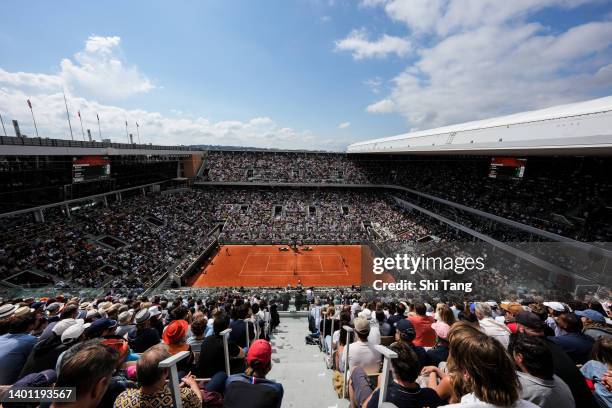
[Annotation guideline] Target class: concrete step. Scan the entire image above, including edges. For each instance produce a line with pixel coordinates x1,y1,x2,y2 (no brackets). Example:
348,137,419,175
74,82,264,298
268,316,349,408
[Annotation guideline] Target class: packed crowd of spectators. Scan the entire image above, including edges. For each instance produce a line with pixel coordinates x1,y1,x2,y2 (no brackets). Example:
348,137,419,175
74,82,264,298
0,289,284,407
0,190,216,291
202,151,611,242
0,187,441,291
309,293,612,407
2,184,603,299
0,289,611,407
205,151,369,184
204,188,430,243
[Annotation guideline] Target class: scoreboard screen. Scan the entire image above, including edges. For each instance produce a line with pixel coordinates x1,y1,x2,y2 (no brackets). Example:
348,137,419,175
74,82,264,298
72,156,111,183
488,157,526,179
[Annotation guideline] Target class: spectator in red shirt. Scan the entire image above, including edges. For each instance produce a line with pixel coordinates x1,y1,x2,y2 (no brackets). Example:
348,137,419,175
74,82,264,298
408,303,436,347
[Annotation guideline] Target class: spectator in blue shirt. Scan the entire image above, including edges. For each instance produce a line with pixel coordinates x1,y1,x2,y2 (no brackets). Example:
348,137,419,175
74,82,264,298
225,339,283,408
548,313,594,365
581,337,612,408
229,304,255,348
0,311,38,384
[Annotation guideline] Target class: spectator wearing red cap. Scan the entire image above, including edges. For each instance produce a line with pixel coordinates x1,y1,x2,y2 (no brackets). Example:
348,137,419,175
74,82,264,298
162,319,193,374
224,339,283,408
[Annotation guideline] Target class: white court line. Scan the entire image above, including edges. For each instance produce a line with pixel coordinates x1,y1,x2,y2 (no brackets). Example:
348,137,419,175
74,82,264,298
248,253,343,257
239,272,349,276
238,253,253,277
264,255,271,274
236,251,354,277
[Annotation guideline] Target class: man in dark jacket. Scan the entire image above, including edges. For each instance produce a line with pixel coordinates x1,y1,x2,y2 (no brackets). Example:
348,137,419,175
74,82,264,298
514,311,598,407
548,312,594,365
127,309,160,353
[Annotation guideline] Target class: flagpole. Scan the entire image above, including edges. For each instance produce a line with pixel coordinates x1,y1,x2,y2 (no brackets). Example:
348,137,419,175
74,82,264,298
78,111,86,141
63,90,74,140
125,120,129,143
97,113,102,140
27,99,40,138
0,112,7,137
136,122,141,144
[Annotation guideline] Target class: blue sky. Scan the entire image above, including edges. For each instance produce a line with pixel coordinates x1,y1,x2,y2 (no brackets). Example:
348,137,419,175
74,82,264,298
1,0,612,150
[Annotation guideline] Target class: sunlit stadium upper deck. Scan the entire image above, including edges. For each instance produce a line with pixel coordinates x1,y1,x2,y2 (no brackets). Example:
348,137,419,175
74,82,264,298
348,96,612,155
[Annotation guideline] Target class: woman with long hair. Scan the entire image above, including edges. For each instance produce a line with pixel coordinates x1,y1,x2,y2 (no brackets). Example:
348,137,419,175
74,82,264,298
438,304,457,326
442,322,538,407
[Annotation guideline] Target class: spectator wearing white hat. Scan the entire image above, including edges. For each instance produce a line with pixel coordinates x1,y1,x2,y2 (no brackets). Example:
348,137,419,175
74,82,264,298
55,323,87,373
543,302,567,337
0,304,17,335
148,305,164,338
115,311,136,338
40,304,78,342
18,318,83,378
128,309,161,353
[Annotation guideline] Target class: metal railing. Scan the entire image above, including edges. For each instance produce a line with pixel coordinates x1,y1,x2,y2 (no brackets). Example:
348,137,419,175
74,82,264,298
0,135,198,151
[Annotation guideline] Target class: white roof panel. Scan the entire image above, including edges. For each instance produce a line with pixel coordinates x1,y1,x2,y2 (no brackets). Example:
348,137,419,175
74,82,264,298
348,96,612,154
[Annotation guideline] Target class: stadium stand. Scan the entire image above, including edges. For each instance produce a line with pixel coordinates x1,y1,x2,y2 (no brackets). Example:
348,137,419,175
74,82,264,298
0,96,611,407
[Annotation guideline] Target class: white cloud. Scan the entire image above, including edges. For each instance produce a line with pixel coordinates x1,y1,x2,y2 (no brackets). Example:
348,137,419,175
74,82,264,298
381,0,597,36
0,37,338,150
338,121,351,128
0,69,63,91
59,35,154,100
366,99,395,113
355,0,612,130
359,0,388,7
1,35,154,101
84,35,121,54
364,76,383,93
335,29,411,59
0,86,326,149
384,0,446,34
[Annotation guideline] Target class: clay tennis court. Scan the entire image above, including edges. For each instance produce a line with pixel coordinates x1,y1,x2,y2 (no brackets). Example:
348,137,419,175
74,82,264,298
191,244,365,287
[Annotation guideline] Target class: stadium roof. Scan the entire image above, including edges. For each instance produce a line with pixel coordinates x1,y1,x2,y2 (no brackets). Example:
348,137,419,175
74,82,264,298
348,96,612,155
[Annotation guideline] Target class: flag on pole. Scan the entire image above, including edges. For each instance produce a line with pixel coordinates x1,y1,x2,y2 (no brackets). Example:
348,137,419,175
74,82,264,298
62,90,74,140
136,122,139,127
97,113,99,121
78,111,81,118
27,99,32,109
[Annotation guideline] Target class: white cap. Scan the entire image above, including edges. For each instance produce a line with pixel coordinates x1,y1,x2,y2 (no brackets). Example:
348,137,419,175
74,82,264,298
543,302,565,312
358,309,372,320
52,319,78,336
148,306,162,317
61,323,85,344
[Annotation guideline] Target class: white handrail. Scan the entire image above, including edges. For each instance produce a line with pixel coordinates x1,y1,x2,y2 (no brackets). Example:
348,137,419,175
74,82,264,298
159,350,191,408
221,328,232,377
342,325,353,398
374,345,398,407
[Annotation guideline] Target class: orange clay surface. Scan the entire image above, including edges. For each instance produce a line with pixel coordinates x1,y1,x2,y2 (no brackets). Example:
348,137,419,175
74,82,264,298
192,244,371,287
